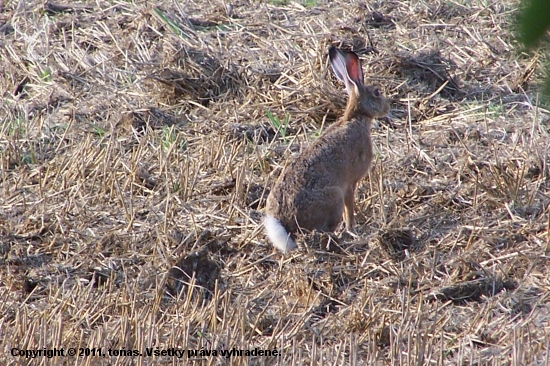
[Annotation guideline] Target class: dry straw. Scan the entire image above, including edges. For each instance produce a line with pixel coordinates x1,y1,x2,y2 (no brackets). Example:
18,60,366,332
1,0,549,365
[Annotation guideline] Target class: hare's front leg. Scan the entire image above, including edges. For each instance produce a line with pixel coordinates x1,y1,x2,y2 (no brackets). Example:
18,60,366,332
343,184,357,230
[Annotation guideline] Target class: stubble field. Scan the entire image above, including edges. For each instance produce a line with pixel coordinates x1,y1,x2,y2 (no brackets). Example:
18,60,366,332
1,0,550,365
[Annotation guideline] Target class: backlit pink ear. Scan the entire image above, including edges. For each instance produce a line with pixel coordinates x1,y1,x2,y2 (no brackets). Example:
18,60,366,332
329,46,357,95
344,52,364,86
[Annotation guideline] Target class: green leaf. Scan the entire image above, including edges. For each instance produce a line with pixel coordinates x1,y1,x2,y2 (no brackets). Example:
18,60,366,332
153,7,186,38
519,0,550,48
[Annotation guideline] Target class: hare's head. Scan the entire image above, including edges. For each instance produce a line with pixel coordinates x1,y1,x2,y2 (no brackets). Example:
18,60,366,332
329,46,390,120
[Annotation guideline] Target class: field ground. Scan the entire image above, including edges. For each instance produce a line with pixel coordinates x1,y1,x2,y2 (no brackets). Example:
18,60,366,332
1,0,550,365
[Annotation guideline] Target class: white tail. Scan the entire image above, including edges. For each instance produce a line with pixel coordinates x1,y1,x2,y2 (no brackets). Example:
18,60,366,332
263,215,298,253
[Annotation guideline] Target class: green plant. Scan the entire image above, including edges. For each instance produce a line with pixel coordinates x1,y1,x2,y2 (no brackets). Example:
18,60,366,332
161,125,177,150
40,68,53,82
518,0,550,48
266,110,290,143
160,126,187,152
485,100,505,116
299,0,321,8
518,0,550,96
153,8,187,38
194,23,234,32
90,124,107,138
5,118,25,137
267,0,289,5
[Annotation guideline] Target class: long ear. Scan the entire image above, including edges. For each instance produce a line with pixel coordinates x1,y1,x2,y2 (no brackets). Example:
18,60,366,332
343,51,364,86
329,46,364,95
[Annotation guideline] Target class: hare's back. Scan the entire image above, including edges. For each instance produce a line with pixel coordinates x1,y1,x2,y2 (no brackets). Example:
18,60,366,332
287,124,368,188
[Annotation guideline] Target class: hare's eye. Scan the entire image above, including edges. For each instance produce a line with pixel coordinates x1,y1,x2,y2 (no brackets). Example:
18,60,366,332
373,89,381,97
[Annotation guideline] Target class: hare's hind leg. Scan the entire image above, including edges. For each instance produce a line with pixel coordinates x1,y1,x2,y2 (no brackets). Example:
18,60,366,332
298,186,345,232
321,186,345,232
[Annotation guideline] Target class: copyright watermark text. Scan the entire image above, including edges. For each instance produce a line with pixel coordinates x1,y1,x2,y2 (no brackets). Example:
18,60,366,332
11,347,280,359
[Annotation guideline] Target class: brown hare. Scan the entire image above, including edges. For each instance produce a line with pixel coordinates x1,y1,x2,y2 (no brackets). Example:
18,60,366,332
264,46,390,252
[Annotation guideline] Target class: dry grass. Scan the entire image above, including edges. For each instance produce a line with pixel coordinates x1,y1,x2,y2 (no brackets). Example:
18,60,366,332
1,0,550,365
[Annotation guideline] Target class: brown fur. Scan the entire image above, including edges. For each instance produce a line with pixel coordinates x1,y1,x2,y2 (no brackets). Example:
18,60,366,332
265,47,390,249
